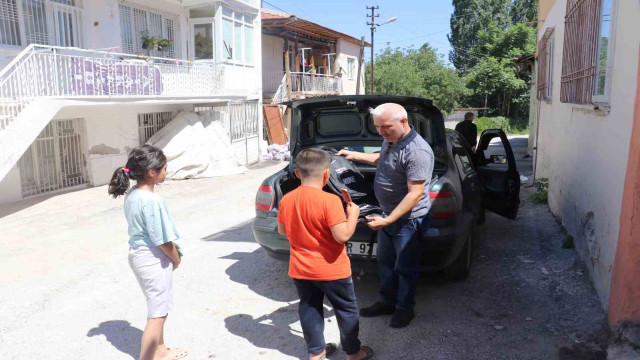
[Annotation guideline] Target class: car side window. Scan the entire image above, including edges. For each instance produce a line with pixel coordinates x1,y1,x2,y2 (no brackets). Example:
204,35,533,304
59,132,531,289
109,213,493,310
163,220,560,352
449,133,475,176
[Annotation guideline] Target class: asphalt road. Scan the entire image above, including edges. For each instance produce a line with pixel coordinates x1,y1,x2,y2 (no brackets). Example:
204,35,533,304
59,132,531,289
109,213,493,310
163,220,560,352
0,136,609,360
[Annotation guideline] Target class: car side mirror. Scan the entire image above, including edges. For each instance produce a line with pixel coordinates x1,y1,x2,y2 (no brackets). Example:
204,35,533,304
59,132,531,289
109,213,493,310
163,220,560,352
490,155,507,164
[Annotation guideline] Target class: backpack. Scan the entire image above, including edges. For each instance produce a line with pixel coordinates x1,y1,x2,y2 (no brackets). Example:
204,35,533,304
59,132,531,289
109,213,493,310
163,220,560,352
313,146,383,219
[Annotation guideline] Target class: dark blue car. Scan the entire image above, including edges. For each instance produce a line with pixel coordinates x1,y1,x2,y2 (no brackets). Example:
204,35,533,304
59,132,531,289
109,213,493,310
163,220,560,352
253,95,520,280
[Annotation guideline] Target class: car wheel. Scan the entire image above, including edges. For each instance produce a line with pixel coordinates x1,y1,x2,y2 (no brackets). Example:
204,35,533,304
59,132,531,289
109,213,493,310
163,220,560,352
445,230,473,281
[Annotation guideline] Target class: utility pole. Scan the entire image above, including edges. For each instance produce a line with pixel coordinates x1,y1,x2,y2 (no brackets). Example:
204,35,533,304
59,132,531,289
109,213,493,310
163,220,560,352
366,6,379,95
355,36,365,95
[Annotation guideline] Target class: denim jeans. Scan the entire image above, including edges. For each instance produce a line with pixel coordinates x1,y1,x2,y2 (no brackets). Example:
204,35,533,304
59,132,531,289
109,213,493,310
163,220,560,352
293,277,362,355
377,214,431,310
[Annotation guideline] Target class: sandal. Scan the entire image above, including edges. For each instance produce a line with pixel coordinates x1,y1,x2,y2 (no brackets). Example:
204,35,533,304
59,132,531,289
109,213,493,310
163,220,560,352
359,346,374,360
162,347,189,360
319,343,337,359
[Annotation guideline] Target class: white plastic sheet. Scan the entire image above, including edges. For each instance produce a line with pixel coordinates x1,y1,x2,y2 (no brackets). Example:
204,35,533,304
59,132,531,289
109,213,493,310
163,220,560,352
147,111,247,179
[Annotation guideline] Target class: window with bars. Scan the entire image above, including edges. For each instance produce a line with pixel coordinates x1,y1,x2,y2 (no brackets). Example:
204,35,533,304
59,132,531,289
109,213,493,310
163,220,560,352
119,2,180,58
0,0,82,47
560,0,614,105
0,0,22,46
138,111,173,144
537,28,554,102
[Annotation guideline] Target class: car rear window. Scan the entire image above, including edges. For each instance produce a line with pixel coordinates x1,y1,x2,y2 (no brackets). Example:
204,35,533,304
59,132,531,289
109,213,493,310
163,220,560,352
317,112,363,136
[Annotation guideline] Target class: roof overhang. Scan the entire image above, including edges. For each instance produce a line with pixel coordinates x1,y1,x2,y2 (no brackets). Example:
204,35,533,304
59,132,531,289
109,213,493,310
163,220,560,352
262,9,370,47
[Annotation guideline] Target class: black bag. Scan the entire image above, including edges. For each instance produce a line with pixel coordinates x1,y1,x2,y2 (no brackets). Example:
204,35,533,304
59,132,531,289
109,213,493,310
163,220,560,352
314,146,384,219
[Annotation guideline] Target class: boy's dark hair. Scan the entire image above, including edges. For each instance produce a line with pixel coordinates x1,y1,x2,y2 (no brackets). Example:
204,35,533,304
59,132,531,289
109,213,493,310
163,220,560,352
108,145,167,198
295,148,330,178
464,112,475,120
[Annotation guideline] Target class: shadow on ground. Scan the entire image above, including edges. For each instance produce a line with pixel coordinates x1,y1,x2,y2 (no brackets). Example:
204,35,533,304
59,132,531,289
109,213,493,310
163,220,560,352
87,320,142,359
201,220,255,243
225,302,337,359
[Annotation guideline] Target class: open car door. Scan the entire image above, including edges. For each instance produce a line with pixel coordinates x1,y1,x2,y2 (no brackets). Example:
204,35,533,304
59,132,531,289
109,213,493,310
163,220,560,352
474,129,520,220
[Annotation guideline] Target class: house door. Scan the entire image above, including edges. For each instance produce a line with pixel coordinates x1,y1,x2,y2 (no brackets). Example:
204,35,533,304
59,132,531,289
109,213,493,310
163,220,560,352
18,118,87,198
229,100,260,165
191,19,214,61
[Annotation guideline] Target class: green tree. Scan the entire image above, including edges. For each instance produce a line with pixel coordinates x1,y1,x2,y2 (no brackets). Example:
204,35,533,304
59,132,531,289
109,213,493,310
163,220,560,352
463,56,527,116
510,0,538,25
448,0,511,72
365,45,467,114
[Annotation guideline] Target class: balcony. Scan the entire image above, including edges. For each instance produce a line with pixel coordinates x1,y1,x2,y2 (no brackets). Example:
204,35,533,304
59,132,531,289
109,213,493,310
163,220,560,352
0,45,227,130
267,71,343,103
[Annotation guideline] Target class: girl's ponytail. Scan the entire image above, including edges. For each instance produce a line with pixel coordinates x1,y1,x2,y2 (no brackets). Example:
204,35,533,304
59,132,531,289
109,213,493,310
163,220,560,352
107,145,166,199
108,167,131,198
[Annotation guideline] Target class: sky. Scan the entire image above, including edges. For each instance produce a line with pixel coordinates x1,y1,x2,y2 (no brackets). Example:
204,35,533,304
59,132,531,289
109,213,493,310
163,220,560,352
261,0,455,66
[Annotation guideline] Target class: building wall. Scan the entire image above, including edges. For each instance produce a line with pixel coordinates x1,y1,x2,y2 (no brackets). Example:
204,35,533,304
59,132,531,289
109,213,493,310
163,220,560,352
0,166,22,204
535,0,640,308
337,39,365,95
609,45,640,326
261,34,285,93
538,0,556,25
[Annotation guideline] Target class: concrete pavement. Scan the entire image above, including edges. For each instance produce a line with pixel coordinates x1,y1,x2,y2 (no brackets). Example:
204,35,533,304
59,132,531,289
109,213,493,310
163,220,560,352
0,137,609,359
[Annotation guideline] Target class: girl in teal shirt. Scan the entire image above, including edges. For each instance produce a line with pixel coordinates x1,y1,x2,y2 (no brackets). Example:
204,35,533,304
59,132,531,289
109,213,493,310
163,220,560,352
108,145,187,360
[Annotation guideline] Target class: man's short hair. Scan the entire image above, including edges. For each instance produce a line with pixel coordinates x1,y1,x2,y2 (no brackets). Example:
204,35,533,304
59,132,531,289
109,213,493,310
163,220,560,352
369,103,407,122
464,112,475,120
295,148,331,178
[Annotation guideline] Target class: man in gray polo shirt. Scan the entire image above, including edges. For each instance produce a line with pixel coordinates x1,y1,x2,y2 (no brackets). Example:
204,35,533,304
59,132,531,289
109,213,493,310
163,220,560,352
338,103,434,328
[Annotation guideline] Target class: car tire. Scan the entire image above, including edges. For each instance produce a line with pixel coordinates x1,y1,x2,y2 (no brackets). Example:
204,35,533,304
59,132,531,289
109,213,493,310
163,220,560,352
445,230,473,281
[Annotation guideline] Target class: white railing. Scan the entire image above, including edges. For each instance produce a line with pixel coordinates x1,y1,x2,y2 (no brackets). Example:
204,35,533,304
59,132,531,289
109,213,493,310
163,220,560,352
271,71,343,103
0,44,225,131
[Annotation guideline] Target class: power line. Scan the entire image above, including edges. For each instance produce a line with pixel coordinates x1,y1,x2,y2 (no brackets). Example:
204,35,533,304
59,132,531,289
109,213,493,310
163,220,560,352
384,29,450,45
262,0,289,14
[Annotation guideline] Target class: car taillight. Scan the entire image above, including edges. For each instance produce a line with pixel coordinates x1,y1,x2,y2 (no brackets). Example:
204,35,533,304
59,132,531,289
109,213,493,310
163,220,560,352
429,191,457,219
256,185,274,212
429,191,455,199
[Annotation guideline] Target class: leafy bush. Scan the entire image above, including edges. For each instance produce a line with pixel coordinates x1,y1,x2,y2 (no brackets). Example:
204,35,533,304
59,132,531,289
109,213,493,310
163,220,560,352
475,116,529,135
529,178,549,204
475,116,510,133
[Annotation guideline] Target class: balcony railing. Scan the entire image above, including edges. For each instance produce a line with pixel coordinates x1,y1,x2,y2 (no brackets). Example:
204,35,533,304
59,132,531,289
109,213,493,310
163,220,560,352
0,45,225,130
271,72,343,103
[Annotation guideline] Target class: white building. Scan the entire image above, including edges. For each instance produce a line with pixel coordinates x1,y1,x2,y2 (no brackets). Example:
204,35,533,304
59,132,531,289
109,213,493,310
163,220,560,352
532,0,640,327
0,0,265,205
260,9,368,104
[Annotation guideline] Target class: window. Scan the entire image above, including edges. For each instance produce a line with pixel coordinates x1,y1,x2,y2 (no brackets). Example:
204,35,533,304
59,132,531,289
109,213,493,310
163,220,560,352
138,112,173,144
194,23,213,60
593,0,613,101
189,5,214,18
119,3,180,58
0,0,83,47
449,133,474,177
221,6,254,64
347,57,355,80
537,28,554,102
0,0,21,45
560,0,614,104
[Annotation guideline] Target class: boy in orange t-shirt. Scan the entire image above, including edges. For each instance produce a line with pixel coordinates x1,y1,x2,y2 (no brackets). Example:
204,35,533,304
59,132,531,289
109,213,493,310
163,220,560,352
278,148,374,360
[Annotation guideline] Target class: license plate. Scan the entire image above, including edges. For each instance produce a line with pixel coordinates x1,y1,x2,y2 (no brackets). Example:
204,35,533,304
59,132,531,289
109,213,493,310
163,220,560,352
346,241,376,256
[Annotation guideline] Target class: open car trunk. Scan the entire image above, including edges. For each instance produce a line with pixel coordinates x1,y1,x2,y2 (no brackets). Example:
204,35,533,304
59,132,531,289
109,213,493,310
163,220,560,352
275,95,449,251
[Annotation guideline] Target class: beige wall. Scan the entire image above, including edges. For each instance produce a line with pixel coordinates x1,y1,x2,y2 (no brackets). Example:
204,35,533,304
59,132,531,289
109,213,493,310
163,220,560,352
535,0,640,308
336,39,365,95
261,34,285,93
538,0,556,32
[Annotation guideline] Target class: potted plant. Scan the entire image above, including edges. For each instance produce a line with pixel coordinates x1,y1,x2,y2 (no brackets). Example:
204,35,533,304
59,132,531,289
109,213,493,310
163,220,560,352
157,38,172,51
140,31,157,50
